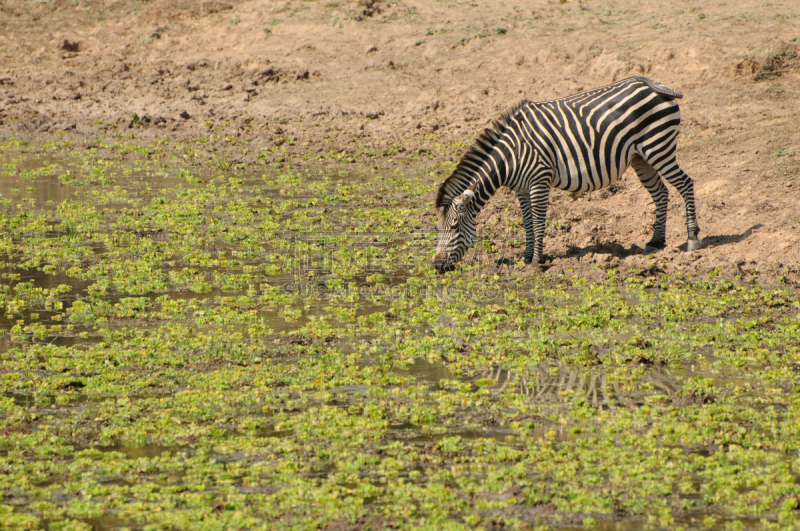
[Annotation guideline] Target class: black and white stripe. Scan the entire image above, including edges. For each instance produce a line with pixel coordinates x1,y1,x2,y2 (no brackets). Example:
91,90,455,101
479,364,681,410
434,76,700,273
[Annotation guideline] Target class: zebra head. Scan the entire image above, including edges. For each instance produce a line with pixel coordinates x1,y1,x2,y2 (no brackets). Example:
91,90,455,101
434,187,478,273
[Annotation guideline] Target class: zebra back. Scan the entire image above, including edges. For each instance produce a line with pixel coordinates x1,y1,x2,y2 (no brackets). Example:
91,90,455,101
435,77,683,209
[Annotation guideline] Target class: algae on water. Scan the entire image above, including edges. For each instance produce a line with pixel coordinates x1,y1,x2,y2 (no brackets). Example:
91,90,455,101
1,139,800,530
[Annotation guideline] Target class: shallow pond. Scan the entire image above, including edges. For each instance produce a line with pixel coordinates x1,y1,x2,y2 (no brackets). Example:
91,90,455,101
1,139,799,530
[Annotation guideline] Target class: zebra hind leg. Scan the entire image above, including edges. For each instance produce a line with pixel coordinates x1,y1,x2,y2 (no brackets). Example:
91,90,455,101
646,158,702,251
630,154,668,253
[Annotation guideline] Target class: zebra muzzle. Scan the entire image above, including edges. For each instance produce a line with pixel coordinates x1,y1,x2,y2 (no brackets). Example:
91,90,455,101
434,252,452,274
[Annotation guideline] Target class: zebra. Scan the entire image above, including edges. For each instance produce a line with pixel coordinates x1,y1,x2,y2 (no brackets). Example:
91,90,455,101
434,76,700,273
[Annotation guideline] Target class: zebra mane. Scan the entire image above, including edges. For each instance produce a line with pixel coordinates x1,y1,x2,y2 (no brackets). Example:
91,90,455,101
435,100,530,209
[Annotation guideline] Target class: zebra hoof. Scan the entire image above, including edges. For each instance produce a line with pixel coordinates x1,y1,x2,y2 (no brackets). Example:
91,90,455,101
643,238,666,254
643,240,666,254
686,239,702,252
644,245,661,255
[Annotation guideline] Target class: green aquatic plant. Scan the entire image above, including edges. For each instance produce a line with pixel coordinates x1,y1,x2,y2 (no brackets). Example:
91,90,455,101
0,138,799,529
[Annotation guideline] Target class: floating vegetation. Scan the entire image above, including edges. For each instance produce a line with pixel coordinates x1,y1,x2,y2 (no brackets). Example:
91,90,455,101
1,138,799,530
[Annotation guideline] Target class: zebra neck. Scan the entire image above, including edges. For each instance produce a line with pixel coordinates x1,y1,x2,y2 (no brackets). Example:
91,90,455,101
467,175,499,214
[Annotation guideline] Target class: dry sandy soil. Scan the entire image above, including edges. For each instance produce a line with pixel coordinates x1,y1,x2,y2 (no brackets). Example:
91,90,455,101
1,0,799,281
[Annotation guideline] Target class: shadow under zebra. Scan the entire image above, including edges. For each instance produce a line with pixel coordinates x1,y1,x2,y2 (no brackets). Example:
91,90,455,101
466,224,764,270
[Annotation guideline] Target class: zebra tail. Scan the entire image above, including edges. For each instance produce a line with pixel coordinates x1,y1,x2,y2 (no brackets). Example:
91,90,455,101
633,76,684,99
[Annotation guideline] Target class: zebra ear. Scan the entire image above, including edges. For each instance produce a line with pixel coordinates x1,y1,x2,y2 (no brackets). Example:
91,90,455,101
460,189,475,204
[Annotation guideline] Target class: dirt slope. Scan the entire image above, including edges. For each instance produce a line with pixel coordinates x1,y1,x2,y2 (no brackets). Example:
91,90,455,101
1,0,798,280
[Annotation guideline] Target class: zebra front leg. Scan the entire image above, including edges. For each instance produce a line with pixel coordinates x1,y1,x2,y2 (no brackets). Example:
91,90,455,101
631,154,669,253
516,190,535,263
657,163,701,251
530,183,551,264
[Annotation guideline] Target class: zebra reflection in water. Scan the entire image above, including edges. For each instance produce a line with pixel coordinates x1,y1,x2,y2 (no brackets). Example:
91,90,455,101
480,363,681,410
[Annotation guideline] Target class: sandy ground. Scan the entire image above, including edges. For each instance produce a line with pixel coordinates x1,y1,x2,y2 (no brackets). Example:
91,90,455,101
1,0,799,281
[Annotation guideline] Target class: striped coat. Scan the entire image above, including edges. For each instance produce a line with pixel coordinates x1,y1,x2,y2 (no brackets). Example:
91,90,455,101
434,76,700,273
